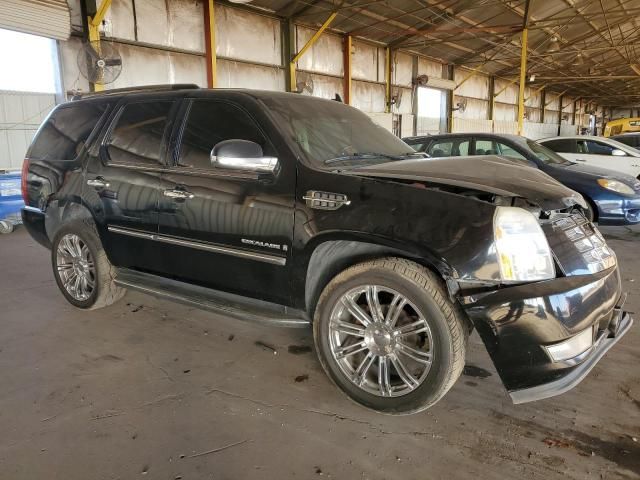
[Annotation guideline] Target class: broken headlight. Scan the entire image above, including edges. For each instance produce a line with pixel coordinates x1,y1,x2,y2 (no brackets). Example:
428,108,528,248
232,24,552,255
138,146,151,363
494,206,555,282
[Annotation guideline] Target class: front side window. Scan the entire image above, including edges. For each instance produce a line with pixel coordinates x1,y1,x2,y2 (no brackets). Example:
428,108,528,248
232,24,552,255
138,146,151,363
106,101,173,166
29,102,109,161
581,140,615,155
496,142,527,160
542,138,574,153
177,100,270,170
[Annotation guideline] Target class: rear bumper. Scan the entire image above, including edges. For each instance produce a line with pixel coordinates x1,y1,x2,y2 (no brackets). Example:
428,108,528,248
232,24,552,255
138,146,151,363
463,266,633,402
21,207,51,248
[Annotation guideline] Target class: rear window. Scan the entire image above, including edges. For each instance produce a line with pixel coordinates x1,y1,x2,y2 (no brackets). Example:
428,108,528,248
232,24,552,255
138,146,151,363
612,135,640,148
28,102,109,161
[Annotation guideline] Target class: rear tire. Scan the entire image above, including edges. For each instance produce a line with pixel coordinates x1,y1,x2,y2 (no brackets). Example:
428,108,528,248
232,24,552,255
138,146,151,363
51,220,125,310
313,258,467,414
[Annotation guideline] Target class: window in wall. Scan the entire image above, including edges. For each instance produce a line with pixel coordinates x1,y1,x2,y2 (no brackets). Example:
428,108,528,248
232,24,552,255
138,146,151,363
107,102,173,166
0,29,57,93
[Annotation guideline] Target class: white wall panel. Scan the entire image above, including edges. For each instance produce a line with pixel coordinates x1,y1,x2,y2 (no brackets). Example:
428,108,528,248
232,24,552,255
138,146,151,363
523,122,558,140
418,57,442,79
0,91,55,170
59,36,90,93
494,103,516,121
454,96,488,120
108,44,206,89
544,110,559,124
104,0,136,40
216,5,280,65
217,60,284,91
545,93,560,111
296,26,342,76
493,121,518,134
560,124,578,136
352,81,385,113
454,68,489,100
352,40,379,82
453,118,492,133
300,73,343,101
135,0,204,53
393,87,413,114
494,79,518,104
393,52,413,87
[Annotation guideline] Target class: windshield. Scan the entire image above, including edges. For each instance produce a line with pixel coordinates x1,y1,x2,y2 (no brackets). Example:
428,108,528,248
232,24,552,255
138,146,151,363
260,95,422,169
526,140,571,165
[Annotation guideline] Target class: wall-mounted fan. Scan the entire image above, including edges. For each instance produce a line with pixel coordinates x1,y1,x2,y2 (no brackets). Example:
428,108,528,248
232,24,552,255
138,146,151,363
296,72,315,95
77,40,123,85
453,98,467,113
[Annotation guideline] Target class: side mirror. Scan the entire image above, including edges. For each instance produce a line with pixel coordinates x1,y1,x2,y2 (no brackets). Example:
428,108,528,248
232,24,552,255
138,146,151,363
210,139,278,173
611,149,626,157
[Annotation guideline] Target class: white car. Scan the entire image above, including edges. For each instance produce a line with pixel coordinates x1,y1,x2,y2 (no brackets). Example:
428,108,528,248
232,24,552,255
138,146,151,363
539,135,640,179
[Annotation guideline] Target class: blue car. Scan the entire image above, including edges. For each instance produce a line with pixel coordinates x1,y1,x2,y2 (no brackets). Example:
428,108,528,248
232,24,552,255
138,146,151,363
403,133,640,225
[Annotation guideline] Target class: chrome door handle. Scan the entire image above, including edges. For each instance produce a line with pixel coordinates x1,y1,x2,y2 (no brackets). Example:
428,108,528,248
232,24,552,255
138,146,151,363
163,189,194,200
575,158,586,162
87,178,110,188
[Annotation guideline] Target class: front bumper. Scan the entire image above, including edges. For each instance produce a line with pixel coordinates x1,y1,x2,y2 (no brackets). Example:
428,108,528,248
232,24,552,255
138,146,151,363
596,196,640,225
463,266,633,403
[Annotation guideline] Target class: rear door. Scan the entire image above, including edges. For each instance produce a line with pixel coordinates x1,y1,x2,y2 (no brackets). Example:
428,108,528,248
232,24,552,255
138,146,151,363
85,98,177,271
156,97,296,305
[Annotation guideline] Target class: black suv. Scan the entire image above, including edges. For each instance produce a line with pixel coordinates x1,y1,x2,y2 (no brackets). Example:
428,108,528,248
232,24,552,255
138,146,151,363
21,85,632,414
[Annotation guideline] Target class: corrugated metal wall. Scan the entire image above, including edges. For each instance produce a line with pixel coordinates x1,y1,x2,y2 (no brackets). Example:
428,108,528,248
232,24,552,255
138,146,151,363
0,91,56,170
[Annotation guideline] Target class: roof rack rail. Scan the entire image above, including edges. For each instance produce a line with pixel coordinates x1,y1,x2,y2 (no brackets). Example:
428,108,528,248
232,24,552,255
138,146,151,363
70,84,200,101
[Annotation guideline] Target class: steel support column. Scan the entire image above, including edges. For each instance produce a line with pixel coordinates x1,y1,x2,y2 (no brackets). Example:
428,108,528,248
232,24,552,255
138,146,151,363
517,27,528,135
385,47,392,113
203,0,217,88
86,0,112,92
343,35,352,104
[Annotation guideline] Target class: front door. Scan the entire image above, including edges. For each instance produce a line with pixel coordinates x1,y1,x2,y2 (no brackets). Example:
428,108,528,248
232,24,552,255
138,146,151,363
156,98,295,305
576,139,639,176
85,99,176,271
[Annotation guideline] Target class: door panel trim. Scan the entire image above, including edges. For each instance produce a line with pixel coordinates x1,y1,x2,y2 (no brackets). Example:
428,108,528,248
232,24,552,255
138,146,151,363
107,226,286,266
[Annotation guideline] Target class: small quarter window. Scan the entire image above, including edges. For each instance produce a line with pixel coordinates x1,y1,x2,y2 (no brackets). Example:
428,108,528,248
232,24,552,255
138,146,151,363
29,102,109,161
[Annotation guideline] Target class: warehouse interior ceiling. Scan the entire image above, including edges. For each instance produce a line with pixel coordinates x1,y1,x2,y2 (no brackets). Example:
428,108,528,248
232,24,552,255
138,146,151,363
248,0,640,106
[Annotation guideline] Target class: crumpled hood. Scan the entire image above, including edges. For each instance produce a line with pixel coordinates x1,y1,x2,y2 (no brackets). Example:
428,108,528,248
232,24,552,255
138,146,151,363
347,155,586,211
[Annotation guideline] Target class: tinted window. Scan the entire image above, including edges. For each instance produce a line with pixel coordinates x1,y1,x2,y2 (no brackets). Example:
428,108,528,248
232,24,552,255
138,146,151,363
578,140,615,155
612,135,640,148
29,102,109,160
427,138,469,157
474,140,498,155
178,100,269,170
541,139,574,153
107,101,173,166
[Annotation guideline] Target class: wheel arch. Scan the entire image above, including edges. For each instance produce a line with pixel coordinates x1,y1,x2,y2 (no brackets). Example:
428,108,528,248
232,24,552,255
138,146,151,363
300,234,457,316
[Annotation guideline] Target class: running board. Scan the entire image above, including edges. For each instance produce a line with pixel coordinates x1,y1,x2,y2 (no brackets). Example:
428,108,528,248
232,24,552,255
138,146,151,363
114,269,310,328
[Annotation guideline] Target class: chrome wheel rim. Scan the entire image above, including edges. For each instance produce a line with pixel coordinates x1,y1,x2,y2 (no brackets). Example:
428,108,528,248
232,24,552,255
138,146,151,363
329,285,434,398
56,234,95,301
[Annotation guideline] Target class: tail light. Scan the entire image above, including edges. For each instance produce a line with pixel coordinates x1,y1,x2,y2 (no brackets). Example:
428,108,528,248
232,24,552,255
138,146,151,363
21,158,29,204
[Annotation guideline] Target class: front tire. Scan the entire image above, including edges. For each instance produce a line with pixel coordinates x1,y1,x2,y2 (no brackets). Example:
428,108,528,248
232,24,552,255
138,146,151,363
51,220,125,310
313,258,467,414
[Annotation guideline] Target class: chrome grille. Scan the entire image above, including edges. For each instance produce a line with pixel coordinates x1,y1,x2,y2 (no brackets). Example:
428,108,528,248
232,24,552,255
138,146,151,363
551,212,616,274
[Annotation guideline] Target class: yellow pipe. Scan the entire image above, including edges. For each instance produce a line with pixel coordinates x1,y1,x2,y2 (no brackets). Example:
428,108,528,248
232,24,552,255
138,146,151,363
385,47,391,113
87,0,112,92
517,28,528,135
290,11,337,91
207,0,217,87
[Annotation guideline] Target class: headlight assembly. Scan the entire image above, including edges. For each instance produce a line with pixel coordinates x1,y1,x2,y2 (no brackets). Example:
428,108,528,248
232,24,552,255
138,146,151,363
494,207,556,282
597,178,635,196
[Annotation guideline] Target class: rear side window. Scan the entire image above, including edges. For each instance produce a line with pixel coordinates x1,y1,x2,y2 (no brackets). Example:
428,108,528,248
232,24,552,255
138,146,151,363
612,135,640,148
177,100,270,170
542,139,574,152
427,138,469,157
29,103,108,161
106,101,173,167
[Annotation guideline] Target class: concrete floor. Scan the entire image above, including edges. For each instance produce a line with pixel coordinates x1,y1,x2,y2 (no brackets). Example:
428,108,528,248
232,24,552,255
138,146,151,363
0,226,639,480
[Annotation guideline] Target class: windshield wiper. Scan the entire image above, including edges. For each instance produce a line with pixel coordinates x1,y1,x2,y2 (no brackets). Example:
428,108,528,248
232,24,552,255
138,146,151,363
324,151,426,165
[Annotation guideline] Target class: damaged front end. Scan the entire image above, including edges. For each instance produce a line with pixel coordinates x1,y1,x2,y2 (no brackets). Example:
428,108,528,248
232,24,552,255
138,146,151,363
461,207,633,403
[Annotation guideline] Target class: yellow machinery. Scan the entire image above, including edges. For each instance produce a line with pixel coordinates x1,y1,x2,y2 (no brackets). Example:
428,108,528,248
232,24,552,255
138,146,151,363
603,117,640,136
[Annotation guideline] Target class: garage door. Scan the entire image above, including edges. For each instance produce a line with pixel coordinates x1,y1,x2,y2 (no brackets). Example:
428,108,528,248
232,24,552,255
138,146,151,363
0,0,71,41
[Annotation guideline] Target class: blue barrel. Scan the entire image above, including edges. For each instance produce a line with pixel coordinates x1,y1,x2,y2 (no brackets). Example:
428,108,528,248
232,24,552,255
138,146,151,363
0,171,24,233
